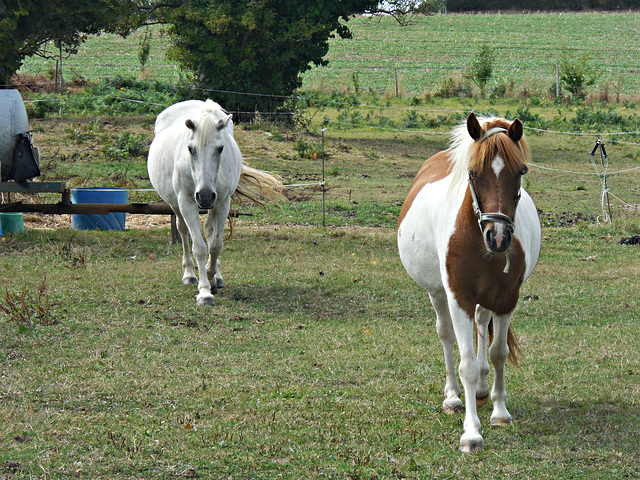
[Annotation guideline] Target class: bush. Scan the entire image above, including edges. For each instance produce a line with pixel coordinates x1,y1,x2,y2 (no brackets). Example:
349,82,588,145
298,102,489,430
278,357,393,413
559,50,598,100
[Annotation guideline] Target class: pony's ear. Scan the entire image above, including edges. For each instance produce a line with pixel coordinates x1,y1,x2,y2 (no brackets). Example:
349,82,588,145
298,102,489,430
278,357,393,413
185,119,196,131
467,112,482,141
508,118,523,143
216,114,232,130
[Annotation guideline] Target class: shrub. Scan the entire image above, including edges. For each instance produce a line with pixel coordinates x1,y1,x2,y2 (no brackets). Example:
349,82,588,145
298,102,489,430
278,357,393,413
559,50,598,100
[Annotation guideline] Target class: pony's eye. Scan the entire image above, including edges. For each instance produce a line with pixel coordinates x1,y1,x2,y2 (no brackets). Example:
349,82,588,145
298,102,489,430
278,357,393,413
519,165,529,176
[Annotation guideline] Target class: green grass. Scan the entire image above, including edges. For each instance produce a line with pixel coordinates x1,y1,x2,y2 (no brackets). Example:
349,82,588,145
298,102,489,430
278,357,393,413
1,224,639,478
3,11,640,478
17,12,640,98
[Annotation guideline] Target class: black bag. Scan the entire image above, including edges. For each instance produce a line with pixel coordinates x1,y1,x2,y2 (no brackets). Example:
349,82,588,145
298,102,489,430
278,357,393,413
7,132,40,186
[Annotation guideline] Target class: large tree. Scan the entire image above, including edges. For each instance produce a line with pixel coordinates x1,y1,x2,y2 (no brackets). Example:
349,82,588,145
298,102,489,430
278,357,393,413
158,0,381,114
0,0,147,87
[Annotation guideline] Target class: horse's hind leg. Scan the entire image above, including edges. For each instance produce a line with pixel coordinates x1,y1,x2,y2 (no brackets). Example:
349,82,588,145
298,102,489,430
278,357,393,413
175,212,197,285
429,292,463,415
204,199,229,294
475,305,492,408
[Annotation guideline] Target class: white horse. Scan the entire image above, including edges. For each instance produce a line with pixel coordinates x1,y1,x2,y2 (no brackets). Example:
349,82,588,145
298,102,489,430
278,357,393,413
397,113,541,451
148,100,281,306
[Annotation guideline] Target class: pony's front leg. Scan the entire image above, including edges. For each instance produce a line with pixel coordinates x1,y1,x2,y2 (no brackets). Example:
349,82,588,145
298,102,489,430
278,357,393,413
204,201,228,294
179,201,215,306
174,212,197,285
449,300,483,452
475,305,492,408
489,313,514,426
429,293,463,414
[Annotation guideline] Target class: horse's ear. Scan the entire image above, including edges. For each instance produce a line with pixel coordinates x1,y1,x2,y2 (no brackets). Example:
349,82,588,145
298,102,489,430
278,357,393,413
467,112,482,141
185,119,196,131
509,118,523,143
216,114,232,130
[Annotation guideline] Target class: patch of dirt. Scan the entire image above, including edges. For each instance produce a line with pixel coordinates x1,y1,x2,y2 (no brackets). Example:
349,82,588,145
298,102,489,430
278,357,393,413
539,210,597,227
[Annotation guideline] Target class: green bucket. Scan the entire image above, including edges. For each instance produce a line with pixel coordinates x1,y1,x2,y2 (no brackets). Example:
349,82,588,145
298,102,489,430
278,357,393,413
0,212,25,236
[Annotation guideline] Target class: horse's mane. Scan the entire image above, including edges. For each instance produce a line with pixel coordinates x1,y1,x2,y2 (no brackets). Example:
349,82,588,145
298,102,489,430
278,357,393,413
191,100,232,147
448,116,530,189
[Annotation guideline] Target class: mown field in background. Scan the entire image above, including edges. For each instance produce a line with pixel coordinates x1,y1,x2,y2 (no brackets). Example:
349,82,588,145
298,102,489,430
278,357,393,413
17,12,640,97
3,10,640,480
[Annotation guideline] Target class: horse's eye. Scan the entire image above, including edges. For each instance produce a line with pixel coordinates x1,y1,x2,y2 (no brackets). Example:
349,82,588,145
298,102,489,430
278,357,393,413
520,165,529,176
188,145,195,155
469,171,478,180
217,145,224,154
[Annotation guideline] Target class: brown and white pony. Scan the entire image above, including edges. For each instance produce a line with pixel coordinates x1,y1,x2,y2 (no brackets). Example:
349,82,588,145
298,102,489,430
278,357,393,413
397,113,541,452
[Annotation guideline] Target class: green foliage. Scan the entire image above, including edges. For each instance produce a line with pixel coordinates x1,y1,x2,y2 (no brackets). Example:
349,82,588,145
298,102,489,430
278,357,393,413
159,0,379,115
137,28,152,72
0,0,146,85
465,44,496,96
559,50,598,99
296,137,324,159
102,132,150,161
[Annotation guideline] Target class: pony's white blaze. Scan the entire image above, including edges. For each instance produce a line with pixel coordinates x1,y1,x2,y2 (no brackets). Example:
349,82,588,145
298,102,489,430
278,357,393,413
398,113,541,453
492,155,505,178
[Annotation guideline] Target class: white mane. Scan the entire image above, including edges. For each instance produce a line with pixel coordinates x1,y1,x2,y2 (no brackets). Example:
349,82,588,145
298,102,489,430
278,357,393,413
448,115,498,189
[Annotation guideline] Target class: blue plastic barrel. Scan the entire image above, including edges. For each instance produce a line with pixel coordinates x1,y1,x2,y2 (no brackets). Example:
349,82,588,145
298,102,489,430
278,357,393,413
0,212,25,236
71,187,128,231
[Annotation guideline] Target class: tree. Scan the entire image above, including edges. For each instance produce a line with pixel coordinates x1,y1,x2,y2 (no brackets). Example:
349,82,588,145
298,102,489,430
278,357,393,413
0,0,147,87
465,44,496,97
559,50,597,100
159,0,442,115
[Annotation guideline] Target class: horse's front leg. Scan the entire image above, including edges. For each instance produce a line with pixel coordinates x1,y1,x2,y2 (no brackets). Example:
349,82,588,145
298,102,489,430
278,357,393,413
174,212,197,285
475,305,492,408
449,299,483,452
179,200,215,306
204,197,229,294
489,312,514,426
429,293,463,414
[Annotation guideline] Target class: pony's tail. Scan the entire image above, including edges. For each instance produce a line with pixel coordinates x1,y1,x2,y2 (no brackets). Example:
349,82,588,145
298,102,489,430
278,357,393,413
232,164,284,207
487,321,523,366
506,324,522,366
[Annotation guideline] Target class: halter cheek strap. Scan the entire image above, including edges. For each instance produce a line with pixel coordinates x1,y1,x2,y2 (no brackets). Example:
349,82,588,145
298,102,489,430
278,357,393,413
468,175,516,234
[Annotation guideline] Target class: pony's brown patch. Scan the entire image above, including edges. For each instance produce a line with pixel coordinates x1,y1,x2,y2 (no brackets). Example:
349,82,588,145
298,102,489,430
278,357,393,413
397,150,452,227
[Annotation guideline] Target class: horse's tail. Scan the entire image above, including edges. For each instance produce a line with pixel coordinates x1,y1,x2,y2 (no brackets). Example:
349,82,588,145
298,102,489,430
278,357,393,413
487,321,523,366
232,164,284,207
506,324,522,366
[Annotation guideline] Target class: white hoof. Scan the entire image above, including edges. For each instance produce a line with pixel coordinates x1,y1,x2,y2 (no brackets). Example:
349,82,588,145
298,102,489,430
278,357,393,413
183,276,198,285
196,294,215,306
459,434,483,452
443,397,464,414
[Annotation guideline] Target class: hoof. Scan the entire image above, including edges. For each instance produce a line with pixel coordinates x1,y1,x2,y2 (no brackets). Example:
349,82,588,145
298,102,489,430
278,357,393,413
476,394,489,408
443,400,464,415
183,276,198,285
459,438,483,452
491,416,512,427
196,295,216,306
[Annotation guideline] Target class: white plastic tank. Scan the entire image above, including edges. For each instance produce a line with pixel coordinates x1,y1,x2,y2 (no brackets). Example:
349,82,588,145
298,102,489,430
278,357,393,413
0,89,31,181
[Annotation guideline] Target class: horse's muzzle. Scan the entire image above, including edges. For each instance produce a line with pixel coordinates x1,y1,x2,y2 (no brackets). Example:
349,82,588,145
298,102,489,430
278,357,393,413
483,221,512,254
195,189,217,209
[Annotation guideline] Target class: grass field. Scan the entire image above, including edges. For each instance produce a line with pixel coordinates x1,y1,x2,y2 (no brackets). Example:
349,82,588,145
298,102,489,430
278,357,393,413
3,9,640,479
17,12,640,98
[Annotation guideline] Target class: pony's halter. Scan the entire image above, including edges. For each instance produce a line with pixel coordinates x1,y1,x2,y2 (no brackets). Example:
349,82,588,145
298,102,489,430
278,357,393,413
467,125,522,273
467,174,517,234
468,125,517,233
